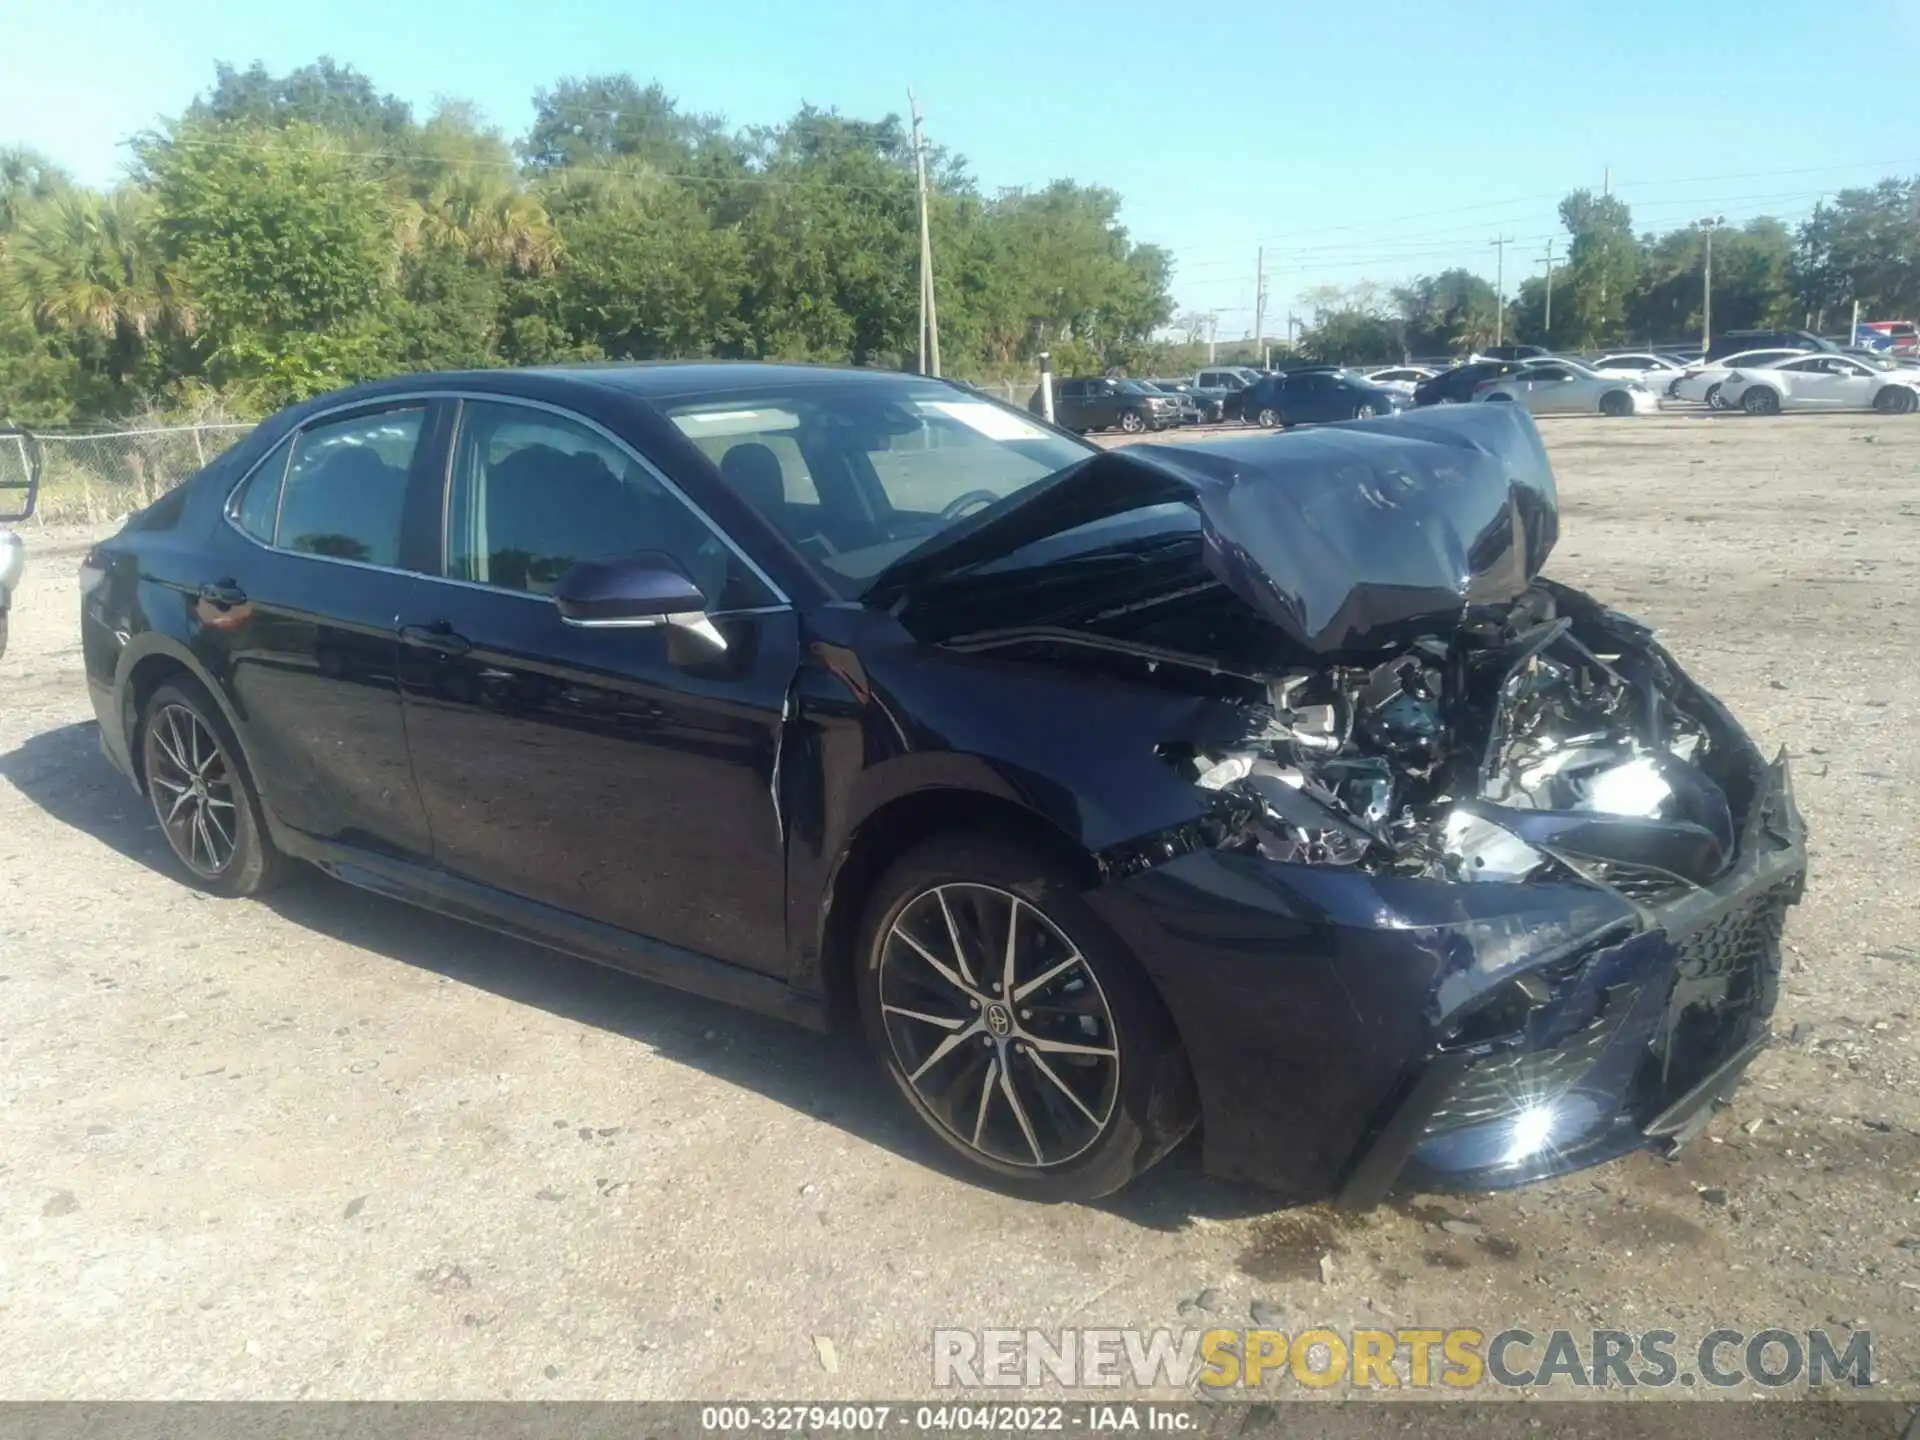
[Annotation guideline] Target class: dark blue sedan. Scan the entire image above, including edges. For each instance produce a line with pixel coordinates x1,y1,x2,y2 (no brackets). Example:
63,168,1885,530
79,367,1805,1205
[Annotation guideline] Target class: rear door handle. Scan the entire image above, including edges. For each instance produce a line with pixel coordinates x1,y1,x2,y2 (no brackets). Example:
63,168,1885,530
399,620,472,656
198,579,247,606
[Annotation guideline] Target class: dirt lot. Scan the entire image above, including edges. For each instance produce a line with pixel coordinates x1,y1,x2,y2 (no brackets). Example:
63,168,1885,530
2,411,1917,1404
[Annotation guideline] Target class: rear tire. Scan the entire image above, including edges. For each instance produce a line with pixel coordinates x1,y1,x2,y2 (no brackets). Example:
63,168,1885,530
1599,390,1634,418
1704,383,1723,409
1255,406,1279,428
140,679,286,898
1742,386,1781,416
855,834,1196,1202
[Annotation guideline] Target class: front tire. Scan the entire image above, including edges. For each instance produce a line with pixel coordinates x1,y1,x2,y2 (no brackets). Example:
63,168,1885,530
1255,406,1279,428
1742,386,1781,416
1599,390,1634,417
1873,385,1917,414
855,835,1196,1202
140,680,285,897
1354,403,1378,419
1117,409,1146,435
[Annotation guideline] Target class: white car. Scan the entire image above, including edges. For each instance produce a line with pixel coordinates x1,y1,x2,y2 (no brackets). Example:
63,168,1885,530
1473,358,1659,416
1718,353,1920,415
1362,365,1436,393
1666,348,1806,407
1589,352,1689,386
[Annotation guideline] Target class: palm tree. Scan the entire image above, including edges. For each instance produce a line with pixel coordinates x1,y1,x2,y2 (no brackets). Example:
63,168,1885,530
406,171,561,276
0,145,69,235
1,186,192,383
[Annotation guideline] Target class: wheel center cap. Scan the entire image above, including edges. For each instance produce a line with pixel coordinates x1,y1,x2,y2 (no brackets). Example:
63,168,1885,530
984,1002,1013,1038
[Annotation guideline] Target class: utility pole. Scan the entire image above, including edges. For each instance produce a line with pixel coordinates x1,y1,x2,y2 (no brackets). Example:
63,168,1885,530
1207,310,1220,365
1252,247,1267,365
1541,239,1556,341
1695,215,1723,355
1491,236,1513,347
909,89,940,376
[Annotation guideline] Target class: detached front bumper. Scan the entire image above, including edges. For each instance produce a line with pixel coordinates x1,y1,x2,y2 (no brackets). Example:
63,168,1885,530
1090,752,1808,1204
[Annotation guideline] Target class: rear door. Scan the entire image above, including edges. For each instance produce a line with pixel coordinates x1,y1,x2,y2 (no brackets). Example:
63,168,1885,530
395,396,799,977
212,400,445,858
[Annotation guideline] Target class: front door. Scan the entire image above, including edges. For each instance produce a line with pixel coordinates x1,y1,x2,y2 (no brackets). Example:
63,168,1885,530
396,398,799,977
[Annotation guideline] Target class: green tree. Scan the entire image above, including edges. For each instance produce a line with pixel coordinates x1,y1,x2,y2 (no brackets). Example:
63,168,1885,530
146,120,398,405
1393,268,1500,355
1555,190,1639,346
0,186,190,406
1794,179,1920,327
1,145,70,236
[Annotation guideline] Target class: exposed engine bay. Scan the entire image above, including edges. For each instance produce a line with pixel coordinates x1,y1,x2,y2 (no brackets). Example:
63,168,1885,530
1155,580,1749,894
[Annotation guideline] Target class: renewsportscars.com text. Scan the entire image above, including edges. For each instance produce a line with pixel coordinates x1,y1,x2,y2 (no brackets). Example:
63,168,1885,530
932,1326,1873,1391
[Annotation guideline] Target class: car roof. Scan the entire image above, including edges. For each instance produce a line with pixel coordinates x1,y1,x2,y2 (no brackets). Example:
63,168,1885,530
296,361,936,411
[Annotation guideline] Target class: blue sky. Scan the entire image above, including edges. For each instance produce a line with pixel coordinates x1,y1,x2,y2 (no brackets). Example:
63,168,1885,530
7,0,1920,339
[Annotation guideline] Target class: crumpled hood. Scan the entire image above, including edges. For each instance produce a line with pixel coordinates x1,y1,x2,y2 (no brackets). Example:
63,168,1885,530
875,403,1558,653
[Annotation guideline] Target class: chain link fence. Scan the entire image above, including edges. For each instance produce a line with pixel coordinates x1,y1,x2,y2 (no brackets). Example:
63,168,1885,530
25,423,257,524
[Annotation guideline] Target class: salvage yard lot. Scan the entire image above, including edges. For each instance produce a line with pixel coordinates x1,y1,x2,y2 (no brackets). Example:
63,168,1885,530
2,412,1917,1400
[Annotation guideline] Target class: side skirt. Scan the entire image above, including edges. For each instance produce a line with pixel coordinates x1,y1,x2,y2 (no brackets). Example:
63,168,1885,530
279,834,827,1033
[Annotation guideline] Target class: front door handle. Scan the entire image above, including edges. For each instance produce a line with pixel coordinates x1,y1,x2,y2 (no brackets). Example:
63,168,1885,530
198,579,247,607
399,620,472,656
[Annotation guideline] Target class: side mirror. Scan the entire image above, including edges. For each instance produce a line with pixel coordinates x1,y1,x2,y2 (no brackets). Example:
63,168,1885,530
551,551,726,651
0,427,41,525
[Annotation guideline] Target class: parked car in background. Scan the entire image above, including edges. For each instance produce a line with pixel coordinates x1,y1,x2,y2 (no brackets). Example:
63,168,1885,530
1666,349,1808,407
1590,352,1690,386
1241,368,1409,427
1194,366,1260,393
1192,367,1259,419
1413,360,1525,406
77,372,1807,1204
1853,320,1919,355
1362,365,1437,393
0,425,39,660
1479,344,1553,362
1703,329,1833,362
1149,379,1224,424
1475,359,1657,416
1717,352,1920,415
1028,376,1183,434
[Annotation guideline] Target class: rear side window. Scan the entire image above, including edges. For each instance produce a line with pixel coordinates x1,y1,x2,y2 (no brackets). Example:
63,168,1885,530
275,408,425,567
230,437,292,543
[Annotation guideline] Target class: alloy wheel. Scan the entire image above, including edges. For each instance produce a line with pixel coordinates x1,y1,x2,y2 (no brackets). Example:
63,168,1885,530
1256,407,1279,427
1119,410,1145,434
144,702,239,877
878,882,1121,1168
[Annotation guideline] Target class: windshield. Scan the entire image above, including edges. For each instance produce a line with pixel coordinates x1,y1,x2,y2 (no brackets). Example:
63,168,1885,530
1114,379,1155,394
662,377,1093,597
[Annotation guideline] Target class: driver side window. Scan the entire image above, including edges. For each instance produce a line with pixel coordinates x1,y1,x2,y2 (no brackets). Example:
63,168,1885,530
445,402,774,612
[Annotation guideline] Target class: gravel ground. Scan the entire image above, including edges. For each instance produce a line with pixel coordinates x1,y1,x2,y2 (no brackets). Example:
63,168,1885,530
1,411,1917,1405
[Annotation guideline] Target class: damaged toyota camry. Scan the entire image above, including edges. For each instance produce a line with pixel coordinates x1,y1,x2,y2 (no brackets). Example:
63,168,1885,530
79,364,1806,1205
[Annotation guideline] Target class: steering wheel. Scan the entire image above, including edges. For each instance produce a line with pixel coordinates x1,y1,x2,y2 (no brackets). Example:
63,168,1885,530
940,489,1001,521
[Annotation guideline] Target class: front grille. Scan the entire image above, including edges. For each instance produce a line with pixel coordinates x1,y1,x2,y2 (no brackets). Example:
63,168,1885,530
1674,884,1790,982
1653,880,1794,1098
